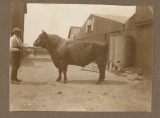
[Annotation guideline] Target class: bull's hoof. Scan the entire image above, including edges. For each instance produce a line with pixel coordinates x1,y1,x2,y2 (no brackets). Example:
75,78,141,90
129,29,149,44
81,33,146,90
56,79,61,82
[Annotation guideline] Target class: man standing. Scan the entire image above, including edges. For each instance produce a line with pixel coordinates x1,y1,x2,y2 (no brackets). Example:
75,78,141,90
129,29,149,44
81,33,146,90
10,28,24,84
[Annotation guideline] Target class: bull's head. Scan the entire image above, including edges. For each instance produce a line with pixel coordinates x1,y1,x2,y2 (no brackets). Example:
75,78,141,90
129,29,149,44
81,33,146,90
33,30,47,48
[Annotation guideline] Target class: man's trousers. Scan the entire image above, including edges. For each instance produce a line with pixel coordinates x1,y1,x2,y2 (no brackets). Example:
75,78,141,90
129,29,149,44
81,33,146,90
10,51,21,80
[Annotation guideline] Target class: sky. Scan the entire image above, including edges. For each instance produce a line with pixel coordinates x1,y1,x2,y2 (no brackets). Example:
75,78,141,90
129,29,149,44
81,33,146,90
24,4,136,46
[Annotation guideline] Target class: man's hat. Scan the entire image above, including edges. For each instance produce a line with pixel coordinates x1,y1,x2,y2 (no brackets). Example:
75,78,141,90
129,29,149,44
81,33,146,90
13,28,22,33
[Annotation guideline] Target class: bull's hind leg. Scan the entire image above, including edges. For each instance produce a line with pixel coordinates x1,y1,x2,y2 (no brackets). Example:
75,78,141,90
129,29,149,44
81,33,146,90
101,65,106,81
96,62,106,85
56,69,62,82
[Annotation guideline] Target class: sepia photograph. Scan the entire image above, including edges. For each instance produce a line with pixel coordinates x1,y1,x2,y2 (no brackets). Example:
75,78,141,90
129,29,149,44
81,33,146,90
9,3,153,111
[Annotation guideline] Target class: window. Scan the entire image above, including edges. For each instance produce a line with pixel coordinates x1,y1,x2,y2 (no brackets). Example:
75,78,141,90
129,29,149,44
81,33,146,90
86,18,94,33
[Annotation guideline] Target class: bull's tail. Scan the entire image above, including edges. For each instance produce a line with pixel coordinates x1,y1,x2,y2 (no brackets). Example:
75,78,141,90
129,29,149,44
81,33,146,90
104,42,108,64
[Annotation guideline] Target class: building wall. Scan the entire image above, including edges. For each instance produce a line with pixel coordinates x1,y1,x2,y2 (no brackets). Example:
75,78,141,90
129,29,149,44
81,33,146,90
68,27,81,41
124,6,153,77
11,3,27,42
75,15,96,39
135,6,153,23
135,24,153,77
76,14,123,41
109,35,134,68
95,17,123,34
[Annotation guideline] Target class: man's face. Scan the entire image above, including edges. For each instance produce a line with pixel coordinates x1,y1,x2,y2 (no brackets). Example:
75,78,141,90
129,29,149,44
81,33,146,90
14,31,21,38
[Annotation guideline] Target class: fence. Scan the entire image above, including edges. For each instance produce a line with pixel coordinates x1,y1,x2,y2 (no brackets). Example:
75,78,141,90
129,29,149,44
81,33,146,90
23,47,50,57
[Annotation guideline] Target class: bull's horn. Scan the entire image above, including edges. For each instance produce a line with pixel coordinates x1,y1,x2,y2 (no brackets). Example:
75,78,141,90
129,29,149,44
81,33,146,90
42,30,47,34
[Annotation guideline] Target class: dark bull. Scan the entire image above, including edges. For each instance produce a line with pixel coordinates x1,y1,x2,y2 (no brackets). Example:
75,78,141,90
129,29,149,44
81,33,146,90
33,31,108,84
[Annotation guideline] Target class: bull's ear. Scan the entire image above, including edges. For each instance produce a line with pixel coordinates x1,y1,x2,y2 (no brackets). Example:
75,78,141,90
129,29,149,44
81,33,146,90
42,30,47,38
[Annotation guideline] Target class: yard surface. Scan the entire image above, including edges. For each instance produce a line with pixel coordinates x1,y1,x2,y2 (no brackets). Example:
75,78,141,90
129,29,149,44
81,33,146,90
10,56,152,111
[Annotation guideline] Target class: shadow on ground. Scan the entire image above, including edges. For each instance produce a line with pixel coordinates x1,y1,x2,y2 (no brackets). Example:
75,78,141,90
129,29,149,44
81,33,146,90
19,79,127,86
20,81,49,86
66,79,128,85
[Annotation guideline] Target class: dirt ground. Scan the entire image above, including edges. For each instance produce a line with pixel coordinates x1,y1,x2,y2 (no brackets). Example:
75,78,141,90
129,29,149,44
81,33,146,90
10,56,152,111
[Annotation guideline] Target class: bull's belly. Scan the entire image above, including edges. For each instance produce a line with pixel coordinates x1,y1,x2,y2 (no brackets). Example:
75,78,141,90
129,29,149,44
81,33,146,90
68,56,95,67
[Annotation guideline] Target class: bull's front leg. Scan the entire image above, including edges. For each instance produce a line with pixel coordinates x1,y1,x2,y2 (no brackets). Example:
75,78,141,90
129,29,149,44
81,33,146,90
56,69,62,82
62,66,68,83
